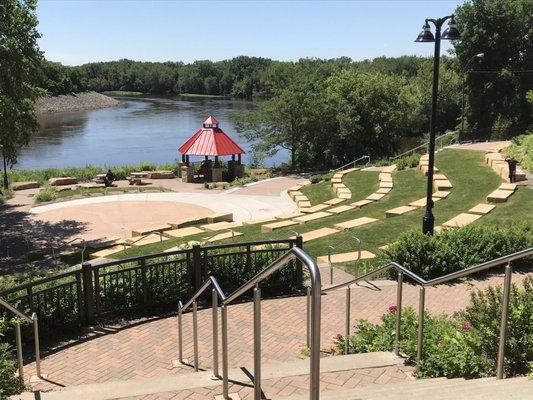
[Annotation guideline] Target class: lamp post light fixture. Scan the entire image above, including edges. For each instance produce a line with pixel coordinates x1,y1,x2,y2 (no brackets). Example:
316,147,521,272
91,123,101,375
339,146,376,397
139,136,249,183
415,15,460,235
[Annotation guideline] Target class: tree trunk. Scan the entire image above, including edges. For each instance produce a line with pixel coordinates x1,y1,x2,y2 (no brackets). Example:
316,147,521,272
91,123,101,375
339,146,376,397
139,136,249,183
2,149,8,190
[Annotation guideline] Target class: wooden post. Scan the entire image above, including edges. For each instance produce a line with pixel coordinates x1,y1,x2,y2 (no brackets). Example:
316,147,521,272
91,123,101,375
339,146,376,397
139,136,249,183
81,262,95,325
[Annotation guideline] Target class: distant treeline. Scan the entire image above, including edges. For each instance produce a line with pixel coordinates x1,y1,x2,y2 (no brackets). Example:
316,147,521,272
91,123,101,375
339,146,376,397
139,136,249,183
37,55,428,98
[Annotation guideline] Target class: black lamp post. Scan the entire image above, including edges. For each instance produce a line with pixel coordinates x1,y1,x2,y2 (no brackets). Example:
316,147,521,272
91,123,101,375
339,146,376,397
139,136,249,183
415,15,460,235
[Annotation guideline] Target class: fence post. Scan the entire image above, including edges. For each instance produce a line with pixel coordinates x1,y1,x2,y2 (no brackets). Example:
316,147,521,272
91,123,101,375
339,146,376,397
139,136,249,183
295,236,304,289
192,245,202,292
81,262,95,325
140,258,148,309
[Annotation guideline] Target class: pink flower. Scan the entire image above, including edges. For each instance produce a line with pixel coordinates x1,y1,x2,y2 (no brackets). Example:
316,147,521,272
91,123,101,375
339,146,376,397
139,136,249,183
334,333,343,340
388,305,398,314
460,322,472,331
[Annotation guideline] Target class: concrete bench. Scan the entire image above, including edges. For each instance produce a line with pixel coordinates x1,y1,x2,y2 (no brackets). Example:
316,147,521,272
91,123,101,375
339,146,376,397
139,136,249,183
163,227,205,238
261,219,299,233
443,213,482,228
12,181,40,191
49,177,78,186
379,181,393,189
293,211,332,224
127,176,143,186
379,173,392,182
386,206,417,218
132,224,172,237
207,213,233,223
468,203,496,215
333,217,378,231
487,189,513,203
499,183,517,191
434,179,453,190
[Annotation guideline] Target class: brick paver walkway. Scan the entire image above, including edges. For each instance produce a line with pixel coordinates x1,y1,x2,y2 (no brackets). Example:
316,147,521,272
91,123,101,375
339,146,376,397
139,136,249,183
24,271,530,392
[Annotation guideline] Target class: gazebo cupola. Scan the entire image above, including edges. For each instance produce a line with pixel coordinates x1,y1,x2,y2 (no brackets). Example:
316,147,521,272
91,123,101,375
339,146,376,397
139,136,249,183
178,116,246,183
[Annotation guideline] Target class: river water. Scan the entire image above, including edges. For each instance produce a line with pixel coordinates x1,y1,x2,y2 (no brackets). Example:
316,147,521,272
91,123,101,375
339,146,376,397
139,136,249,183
17,96,288,169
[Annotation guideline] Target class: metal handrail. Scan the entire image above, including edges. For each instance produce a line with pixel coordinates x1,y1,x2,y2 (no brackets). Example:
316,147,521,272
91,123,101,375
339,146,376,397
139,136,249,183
0,298,42,381
327,235,362,285
124,231,165,249
308,247,532,376
178,276,225,376
203,228,236,243
330,155,370,173
51,237,87,265
389,131,456,161
177,246,321,400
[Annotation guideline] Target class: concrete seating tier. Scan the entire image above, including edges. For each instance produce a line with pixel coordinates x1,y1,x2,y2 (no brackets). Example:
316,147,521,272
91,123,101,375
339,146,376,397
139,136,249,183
487,183,517,203
443,212,482,228
379,181,393,188
351,199,374,208
85,236,124,250
327,205,355,214
207,213,233,223
378,173,393,182
128,234,169,246
434,179,453,190
333,217,379,231
300,204,330,213
298,200,312,208
90,244,128,259
376,187,392,194
261,220,299,233
324,198,345,205
275,211,304,220
290,227,338,242
409,196,442,208
132,224,172,237
386,205,417,218
201,221,241,231
420,165,439,175
293,211,332,224
293,194,308,203
484,149,526,183
317,250,376,264
420,154,429,161
242,217,276,225
366,193,386,201
468,203,496,215
205,231,243,242
331,177,343,184
162,227,205,239
433,190,451,198
169,216,209,229
12,181,40,190
48,177,78,186
382,164,397,173
338,192,352,199
288,190,304,200
499,183,517,191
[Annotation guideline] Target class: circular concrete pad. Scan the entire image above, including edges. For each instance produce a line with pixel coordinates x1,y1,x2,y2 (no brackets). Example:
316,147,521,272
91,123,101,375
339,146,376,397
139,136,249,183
33,201,213,241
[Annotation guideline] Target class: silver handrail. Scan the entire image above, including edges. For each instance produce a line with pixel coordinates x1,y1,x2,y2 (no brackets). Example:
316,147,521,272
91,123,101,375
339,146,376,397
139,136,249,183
327,235,362,285
330,155,370,173
204,228,237,243
177,276,225,377
308,247,532,376
124,231,165,250
0,298,42,381
389,131,456,161
177,246,321,400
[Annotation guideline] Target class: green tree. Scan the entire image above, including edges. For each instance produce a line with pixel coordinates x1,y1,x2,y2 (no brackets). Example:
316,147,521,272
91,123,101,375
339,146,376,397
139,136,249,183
0,0,43,189
454,0,533,138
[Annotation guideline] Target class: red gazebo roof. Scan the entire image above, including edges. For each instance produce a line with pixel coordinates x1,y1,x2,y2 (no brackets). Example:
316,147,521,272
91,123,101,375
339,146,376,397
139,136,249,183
178,116,245,156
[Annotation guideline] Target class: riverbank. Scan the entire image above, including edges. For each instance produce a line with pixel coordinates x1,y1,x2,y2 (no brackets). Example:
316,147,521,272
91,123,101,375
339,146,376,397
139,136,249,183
36,91,120,113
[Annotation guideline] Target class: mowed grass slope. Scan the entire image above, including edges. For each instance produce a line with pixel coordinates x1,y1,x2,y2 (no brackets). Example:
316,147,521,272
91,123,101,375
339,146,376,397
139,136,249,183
112,150,518,269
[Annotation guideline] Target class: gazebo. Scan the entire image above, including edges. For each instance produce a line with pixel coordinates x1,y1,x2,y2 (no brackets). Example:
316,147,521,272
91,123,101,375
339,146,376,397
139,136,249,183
178,116,246,182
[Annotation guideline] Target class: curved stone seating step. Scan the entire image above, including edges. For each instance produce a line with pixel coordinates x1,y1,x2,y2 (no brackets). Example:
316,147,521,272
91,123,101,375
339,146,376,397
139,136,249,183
433,190,451,198
261,219,299,233
298,200,312,208
420,165,439,176
162,226,205,239
300,204,330,214
333,217,379,231
12,181,40,190
317,250,376,264
327,205,355,214
499,183,517,191
293,194,308,203
378,173,393,182
324,198,345,205
289,190,304,200
468,203,496,215
379,181,393,189
90,244,128,259
443,212,482,228
409,196,442,208
201,221,242,231
330,177,343,184
205,231,243,243
336,187,351,195
433,173,448,180
290,227,338,242
332,183,346,191
376,187,392,194
386,205,417,218
127,234,169,246
366,193,386,201
169,216,209,229
275,211,304,220
85,236,123,249
351,199,374,208
434,179,453,190
293,211,332,224
382,164,397,173
338,192,352,199
487,189,514,203
242,217,277,225
132,224,172,237
207,213,233,223
420,154,429,161
287,184,304,193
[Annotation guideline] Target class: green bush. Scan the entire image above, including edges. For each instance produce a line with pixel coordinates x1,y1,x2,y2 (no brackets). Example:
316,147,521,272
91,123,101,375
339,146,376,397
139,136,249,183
0,318,26,398
333,277,533,379
384,223,532,279
309,172,332,184
505,133,533,171
395,153,421,170
35,185,57,203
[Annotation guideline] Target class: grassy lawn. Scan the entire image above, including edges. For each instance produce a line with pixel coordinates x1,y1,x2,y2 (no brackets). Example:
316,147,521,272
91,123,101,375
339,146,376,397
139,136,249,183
300,181,334,205
109,150,518,273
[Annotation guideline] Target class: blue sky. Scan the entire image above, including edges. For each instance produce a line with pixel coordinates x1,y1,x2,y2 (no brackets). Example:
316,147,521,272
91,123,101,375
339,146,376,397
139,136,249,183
37,0,464,66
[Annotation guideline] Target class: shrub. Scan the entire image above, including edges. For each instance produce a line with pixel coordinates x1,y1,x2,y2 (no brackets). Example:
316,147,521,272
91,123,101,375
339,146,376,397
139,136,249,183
395,153,421,170
333,277,533,379
505,133,533,171
35,185,57,203
309,172,332,184
0,318,26,397
0,188,13,205
384,223,532,279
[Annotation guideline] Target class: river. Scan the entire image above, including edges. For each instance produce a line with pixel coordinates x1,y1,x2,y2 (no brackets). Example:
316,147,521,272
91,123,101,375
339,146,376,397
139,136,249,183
17,96,288,169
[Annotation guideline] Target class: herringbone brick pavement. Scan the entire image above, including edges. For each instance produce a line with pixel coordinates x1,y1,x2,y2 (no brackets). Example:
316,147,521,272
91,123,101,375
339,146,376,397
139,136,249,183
24,271,530,392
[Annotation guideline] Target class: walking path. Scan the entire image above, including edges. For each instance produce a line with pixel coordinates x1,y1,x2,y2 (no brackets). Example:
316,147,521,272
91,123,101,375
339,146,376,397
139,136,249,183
24,270,531,392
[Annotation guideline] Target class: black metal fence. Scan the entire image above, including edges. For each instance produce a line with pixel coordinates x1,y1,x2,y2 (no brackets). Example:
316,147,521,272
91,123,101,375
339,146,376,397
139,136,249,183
0,238,303,333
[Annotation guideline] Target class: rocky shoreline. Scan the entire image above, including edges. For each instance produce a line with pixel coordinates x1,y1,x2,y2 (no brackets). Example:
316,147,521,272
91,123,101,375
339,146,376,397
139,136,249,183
36,91,121,114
